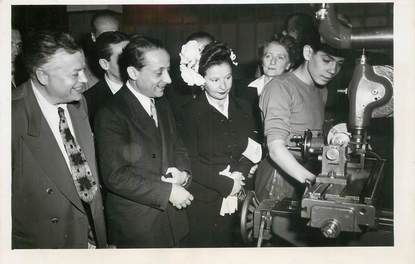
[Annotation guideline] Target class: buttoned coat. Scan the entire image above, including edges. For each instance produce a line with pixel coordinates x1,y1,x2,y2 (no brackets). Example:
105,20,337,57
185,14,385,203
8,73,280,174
11,81,107,249
84,79,113,127
179,93,259,202
94,85,191,248
177,93,259,245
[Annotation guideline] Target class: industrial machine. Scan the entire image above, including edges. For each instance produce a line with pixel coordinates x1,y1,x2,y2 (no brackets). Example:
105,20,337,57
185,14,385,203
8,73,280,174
240,3,394,246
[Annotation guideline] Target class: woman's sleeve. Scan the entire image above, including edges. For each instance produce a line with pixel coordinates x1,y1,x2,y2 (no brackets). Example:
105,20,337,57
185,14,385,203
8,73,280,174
179,107,234,197
232,100,259,176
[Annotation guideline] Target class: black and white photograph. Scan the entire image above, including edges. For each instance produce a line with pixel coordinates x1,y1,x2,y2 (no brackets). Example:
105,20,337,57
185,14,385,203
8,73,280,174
2,0,415,263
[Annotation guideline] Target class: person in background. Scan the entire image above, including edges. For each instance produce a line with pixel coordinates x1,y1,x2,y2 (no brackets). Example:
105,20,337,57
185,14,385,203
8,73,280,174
90,10,121,43
178,41,261,247
94,36,193,248
235,35,301,143
165,31,215,121
11,28,22,87
84,31,129,126
249,35,300,97
12,30,107,249
82,10,121,91
11,28,25,89
281,12,319,46
254,30,346,246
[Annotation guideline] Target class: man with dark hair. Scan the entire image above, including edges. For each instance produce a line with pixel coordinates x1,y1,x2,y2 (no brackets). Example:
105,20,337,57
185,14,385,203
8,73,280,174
94,36,193,248
255,30,346,246
84,31,129,126
83,10,121,90
12,30,107,249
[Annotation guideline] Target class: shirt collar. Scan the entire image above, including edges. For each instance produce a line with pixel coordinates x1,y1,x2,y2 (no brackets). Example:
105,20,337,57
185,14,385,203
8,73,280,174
248,75,268,95
104,74,123,94
205,92,229,118
31,80,68,113
126,81,152,116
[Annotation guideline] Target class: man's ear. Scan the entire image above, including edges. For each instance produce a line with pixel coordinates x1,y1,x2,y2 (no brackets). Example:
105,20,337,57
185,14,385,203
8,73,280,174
35,68,48,86
285,62,292,71
98,59,109,71
303,45,314,61
127,66,138,80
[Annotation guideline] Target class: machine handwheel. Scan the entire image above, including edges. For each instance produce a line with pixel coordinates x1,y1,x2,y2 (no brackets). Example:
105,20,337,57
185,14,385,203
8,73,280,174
240,190,259,244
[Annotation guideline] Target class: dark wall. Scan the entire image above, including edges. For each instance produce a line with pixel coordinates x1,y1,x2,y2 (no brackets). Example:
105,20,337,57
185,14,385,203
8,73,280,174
12,5,68,34
12,3,393,81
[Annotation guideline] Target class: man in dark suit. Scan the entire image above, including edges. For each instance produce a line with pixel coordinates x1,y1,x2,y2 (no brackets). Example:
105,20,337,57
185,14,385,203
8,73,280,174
94,36,194,248
12,30,107,249
82,10,121,90
84,31,129,126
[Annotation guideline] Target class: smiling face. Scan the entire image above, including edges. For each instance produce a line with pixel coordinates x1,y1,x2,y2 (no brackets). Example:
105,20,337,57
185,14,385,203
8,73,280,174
37,49,87,104
306,48,345,86
203,62,233,101
133,48,172,98
262,42,291,77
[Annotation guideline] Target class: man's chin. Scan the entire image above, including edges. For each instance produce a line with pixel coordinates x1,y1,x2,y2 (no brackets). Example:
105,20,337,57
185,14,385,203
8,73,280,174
156,88,165,97
314,78,330,87
70,92,84,102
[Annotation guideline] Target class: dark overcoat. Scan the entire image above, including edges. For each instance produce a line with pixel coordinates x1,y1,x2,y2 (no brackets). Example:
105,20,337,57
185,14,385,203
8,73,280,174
94,85,191,248
178,93,259,246
12,81,107,249
84,79,113,127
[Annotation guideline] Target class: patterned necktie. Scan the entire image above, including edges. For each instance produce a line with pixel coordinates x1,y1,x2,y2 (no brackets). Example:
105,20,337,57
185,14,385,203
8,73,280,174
150,98,158,127
58,107,97,203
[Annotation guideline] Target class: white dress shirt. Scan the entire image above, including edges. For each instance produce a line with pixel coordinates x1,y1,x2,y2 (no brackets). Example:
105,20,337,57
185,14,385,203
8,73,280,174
105,74,123,95
31,81,76,171
248,75,270,96
126,81,153,117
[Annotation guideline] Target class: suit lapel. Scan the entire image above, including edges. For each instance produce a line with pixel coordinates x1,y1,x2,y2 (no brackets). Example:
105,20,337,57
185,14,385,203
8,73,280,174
156,100,170,174
119,86,158,137
22,84,86,214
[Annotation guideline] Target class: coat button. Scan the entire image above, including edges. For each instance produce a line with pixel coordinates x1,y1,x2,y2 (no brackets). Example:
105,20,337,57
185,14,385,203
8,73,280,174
46,188,53,194
50,217,59,223
152,154,156,158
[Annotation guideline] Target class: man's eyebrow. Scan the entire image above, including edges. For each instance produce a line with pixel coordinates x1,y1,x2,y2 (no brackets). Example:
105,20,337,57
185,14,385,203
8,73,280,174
72,67,84,72
323,53,345,63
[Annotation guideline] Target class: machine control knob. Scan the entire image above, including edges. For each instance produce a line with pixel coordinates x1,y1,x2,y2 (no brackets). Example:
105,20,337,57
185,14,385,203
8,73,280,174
321,219,341,238
326,148,339,161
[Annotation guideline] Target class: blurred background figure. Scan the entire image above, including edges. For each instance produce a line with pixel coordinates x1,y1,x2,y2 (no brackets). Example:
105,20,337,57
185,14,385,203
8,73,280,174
82,10,122,91
237,34,301,145
91,10,121,42
243,35,301,99
166,31,215,121
84,31,129,127
184,31,215,52
11,28,23,89
281,12,319,45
